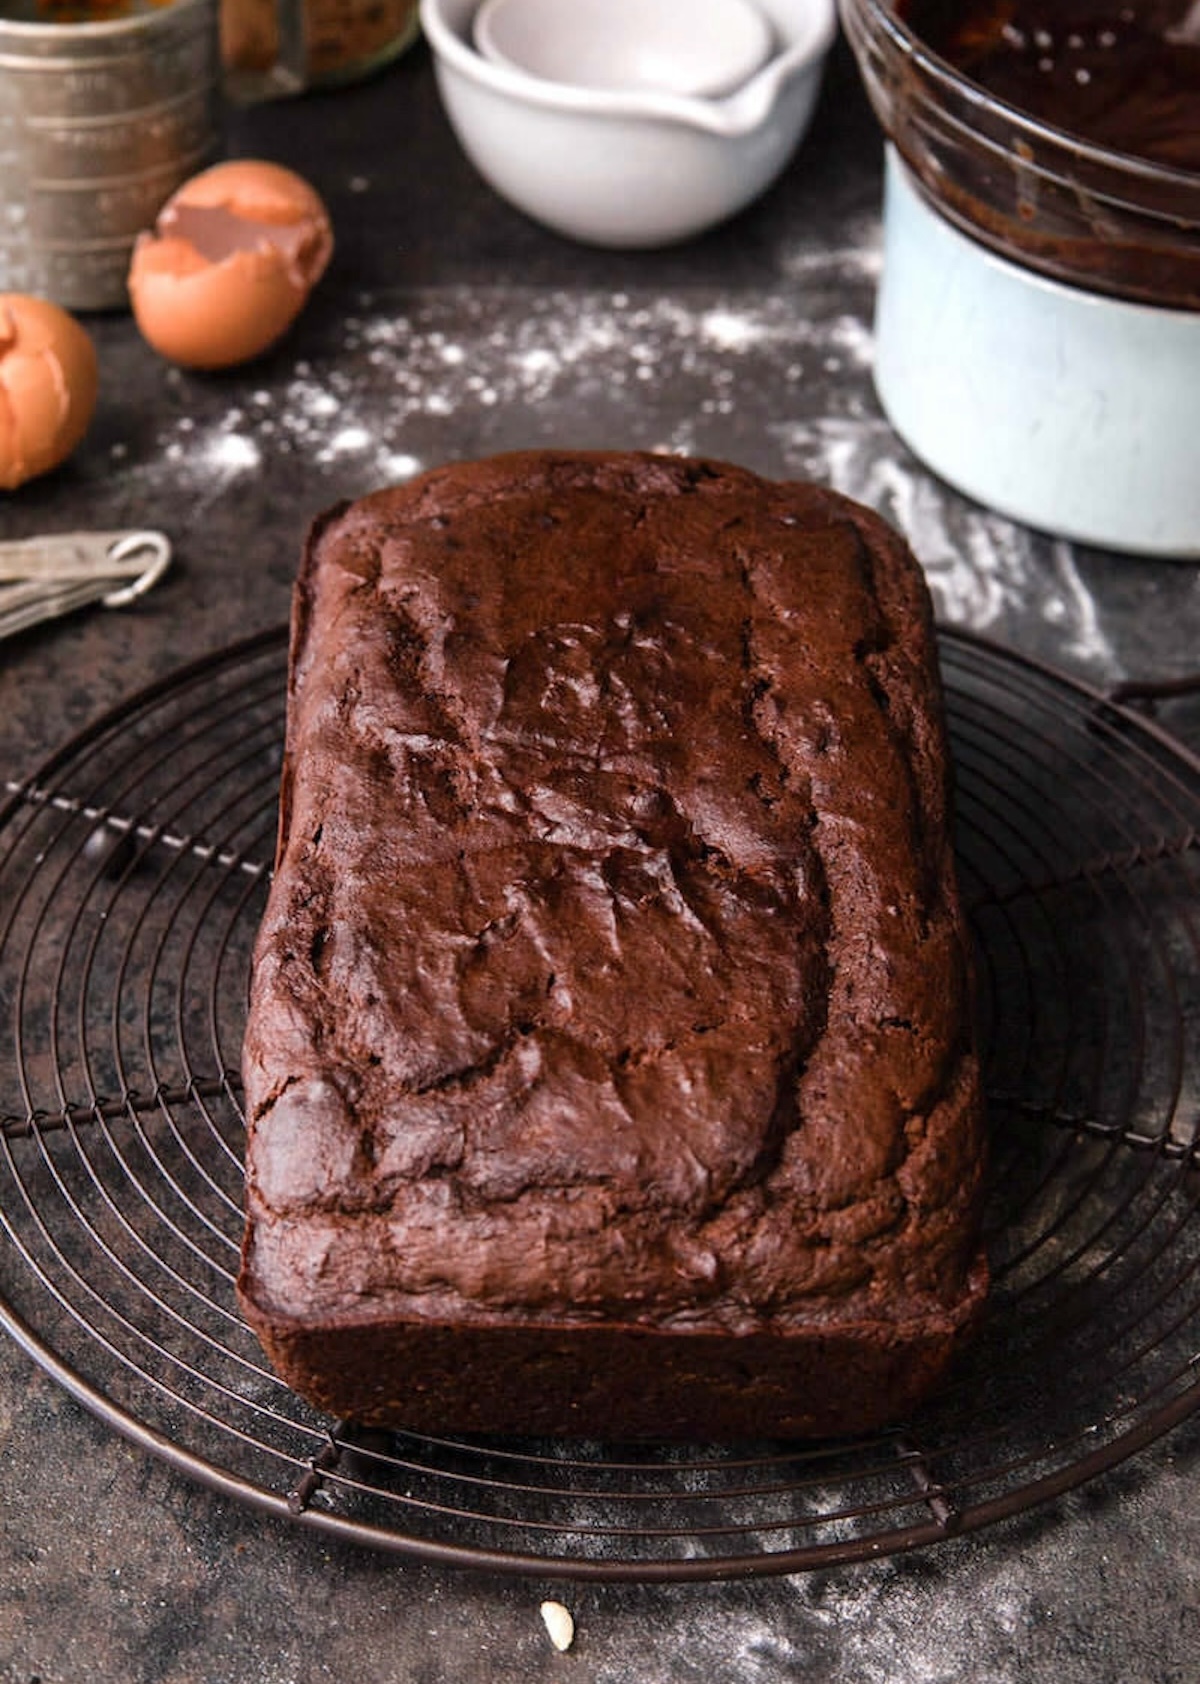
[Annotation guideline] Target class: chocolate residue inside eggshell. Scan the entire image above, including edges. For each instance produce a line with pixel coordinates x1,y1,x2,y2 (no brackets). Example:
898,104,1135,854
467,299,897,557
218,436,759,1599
127,159,334,371
164,202,323,282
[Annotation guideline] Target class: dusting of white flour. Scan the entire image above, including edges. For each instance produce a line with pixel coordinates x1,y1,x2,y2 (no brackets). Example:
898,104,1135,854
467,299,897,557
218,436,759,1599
118,262,1111,670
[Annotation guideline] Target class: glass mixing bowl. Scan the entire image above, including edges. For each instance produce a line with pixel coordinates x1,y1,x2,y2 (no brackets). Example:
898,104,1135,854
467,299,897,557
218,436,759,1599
839,0,1200,309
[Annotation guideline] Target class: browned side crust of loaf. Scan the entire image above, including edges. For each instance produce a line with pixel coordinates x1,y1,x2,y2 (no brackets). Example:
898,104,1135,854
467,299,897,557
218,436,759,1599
237,449,988,1441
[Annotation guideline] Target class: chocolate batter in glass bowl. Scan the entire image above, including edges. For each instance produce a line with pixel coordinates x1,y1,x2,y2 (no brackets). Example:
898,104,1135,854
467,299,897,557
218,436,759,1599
841,0,1200,307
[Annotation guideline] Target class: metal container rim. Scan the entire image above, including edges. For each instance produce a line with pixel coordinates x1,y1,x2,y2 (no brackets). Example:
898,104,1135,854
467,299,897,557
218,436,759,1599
0,0,213,47
837,0,1200,202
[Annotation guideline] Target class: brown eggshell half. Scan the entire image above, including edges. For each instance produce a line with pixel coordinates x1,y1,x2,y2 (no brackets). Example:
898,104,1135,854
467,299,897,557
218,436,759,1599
127,158,334,370
0,294,99,491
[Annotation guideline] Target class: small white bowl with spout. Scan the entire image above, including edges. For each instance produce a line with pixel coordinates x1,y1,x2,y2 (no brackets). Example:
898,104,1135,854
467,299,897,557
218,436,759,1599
473,0,776,99
420,0,837,247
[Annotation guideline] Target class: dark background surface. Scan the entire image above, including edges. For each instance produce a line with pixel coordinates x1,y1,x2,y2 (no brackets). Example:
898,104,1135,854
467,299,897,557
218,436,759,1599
2,29,1199,1683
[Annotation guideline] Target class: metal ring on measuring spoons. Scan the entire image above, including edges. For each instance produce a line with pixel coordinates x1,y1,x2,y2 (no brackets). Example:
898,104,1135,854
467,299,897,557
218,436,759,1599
102,532,174,608
0,528,173,641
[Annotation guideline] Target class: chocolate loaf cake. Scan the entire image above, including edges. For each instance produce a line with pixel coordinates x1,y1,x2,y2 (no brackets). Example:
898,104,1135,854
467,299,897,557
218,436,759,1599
238,450,987,1440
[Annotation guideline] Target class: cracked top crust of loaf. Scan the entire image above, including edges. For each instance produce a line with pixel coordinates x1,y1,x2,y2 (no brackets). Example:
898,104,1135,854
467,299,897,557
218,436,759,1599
239,450,986,1342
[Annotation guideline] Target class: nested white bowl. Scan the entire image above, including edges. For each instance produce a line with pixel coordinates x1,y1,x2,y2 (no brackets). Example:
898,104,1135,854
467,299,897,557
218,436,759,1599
473,0,776,99
420,0,837,248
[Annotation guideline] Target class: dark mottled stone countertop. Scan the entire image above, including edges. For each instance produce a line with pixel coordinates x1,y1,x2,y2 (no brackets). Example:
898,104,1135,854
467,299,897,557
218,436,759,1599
1,33,1198,1684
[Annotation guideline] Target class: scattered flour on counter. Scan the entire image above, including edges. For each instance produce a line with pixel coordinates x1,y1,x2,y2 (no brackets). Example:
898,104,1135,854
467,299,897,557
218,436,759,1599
1044,539,1114,666
779,211,885,283
789,1553,1046,1684
823,312,876,369
699,308,771,352
133,286,874,504
776,413,1114,665
776,413,1038,632
204,430,262,474
161,414,262,479
118,276,1110,668
569,1550,1047,1684
320,424,372,461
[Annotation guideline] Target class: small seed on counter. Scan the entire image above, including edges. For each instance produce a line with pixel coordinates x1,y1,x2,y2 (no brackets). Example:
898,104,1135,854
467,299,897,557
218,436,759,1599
539,1599,575,1652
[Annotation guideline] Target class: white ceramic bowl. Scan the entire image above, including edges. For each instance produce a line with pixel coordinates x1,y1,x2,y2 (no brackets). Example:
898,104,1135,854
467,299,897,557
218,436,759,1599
473,0,775,99
420,0,836,248
875,149,1200,557
840,0,1200,555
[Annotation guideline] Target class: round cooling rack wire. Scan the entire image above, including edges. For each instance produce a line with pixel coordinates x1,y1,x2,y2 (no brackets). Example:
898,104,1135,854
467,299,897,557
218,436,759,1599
1,625,1199,1582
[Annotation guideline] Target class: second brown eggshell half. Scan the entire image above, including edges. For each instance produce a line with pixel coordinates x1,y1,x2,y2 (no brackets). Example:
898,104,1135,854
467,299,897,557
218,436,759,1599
128,159,334,371
0,293,99,491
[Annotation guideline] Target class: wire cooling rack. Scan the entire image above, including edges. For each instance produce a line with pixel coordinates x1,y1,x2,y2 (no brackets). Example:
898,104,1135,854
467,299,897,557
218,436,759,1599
1,626,1198,1581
